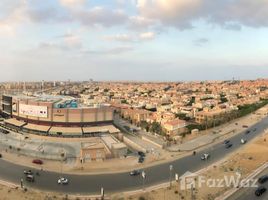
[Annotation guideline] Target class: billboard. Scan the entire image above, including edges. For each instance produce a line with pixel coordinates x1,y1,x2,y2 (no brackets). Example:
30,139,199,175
19,104,48,118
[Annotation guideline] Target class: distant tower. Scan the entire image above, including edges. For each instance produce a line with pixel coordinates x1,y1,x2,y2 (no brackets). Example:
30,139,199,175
23,81,26,92
41,80,45,94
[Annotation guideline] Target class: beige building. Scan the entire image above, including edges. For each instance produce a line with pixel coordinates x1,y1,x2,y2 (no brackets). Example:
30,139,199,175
163,119,187,136
6,95,114,126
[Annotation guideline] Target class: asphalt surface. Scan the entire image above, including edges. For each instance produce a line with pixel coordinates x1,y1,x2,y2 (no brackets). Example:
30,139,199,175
228,168,268,200
0,116,268,195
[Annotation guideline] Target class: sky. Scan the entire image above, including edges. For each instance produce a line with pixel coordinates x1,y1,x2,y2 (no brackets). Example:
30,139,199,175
1,0,268,82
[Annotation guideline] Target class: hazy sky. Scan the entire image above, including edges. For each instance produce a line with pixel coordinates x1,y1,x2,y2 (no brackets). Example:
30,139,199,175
1,0,268,81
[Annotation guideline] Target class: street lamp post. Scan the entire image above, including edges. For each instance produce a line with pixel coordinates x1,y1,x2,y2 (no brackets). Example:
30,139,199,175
169,164,173,188
141,171,146,191
101,187,105,200
20,178,24,189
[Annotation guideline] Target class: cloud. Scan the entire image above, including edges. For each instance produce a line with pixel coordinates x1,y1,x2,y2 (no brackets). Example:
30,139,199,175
103,34,134,42
82,46,133,55
103,31,156,43
38,33,82,52
193,38,209,46
0,0,27,36
137,0,202,29
136,0,268,30
59,0,86,8
139,31,155,40
75,7,128,27
128,15,156,30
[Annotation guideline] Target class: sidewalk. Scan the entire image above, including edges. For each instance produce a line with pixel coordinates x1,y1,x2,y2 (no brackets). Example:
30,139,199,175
167,111,265,152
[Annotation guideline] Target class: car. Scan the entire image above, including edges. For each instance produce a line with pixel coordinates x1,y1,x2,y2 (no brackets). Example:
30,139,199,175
24,170,33,175
225,143,233,149
58,177,68,185
223,140,230,144
26,174,34,182
255,186,266,196
32,159,43,165
240,139,247,144
245,130,251,134
258,175,268,184
130,170,141,176
201,153,210,160
138,151,145,157
138,157,144,163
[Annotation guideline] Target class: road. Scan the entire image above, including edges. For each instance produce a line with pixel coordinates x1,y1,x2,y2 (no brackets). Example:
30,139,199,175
228,168,268,200
0,117,268,195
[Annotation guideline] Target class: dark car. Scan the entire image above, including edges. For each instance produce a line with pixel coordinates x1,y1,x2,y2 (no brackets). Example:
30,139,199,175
258,175,268,184
225,143,233,149
26,174,35,182
223,140,230,144
255,186,266,196
138,157,144,163
138,151,145,157
130,170,141,176
245,130,251,134
32,159,43,165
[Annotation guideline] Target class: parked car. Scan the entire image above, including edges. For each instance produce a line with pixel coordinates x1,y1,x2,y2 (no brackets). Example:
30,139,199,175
258,175,268,184
201,153,210,160
32,159,43,165
138,157,144,163
255,186,267,196
245,130,251,134
58,177,69,185
130,170,141,176
138,151,145,157
26,174,34,182
225,143,233,149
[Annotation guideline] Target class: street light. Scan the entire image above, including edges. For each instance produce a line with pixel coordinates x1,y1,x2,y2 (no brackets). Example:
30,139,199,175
169,164,173,188
141,171,146,191
101,187,105,200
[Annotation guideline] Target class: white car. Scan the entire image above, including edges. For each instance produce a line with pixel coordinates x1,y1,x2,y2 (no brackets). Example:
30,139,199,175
57,177,69,185
201,153,210,160
240,139,247,144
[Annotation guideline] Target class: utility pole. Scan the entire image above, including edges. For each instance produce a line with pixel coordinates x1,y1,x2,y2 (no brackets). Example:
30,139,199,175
175,173,180,200
101,187,104,200
142,171,146,191
169,164,173,188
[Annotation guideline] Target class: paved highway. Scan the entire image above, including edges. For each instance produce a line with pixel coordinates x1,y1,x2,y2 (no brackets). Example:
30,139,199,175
0,117,268,195
228,168,268,200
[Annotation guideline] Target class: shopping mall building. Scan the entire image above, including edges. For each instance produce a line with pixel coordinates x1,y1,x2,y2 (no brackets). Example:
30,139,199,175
0,95,117,136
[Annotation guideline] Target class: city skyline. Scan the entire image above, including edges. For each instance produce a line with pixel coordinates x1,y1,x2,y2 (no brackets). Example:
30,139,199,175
1,0,268,81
